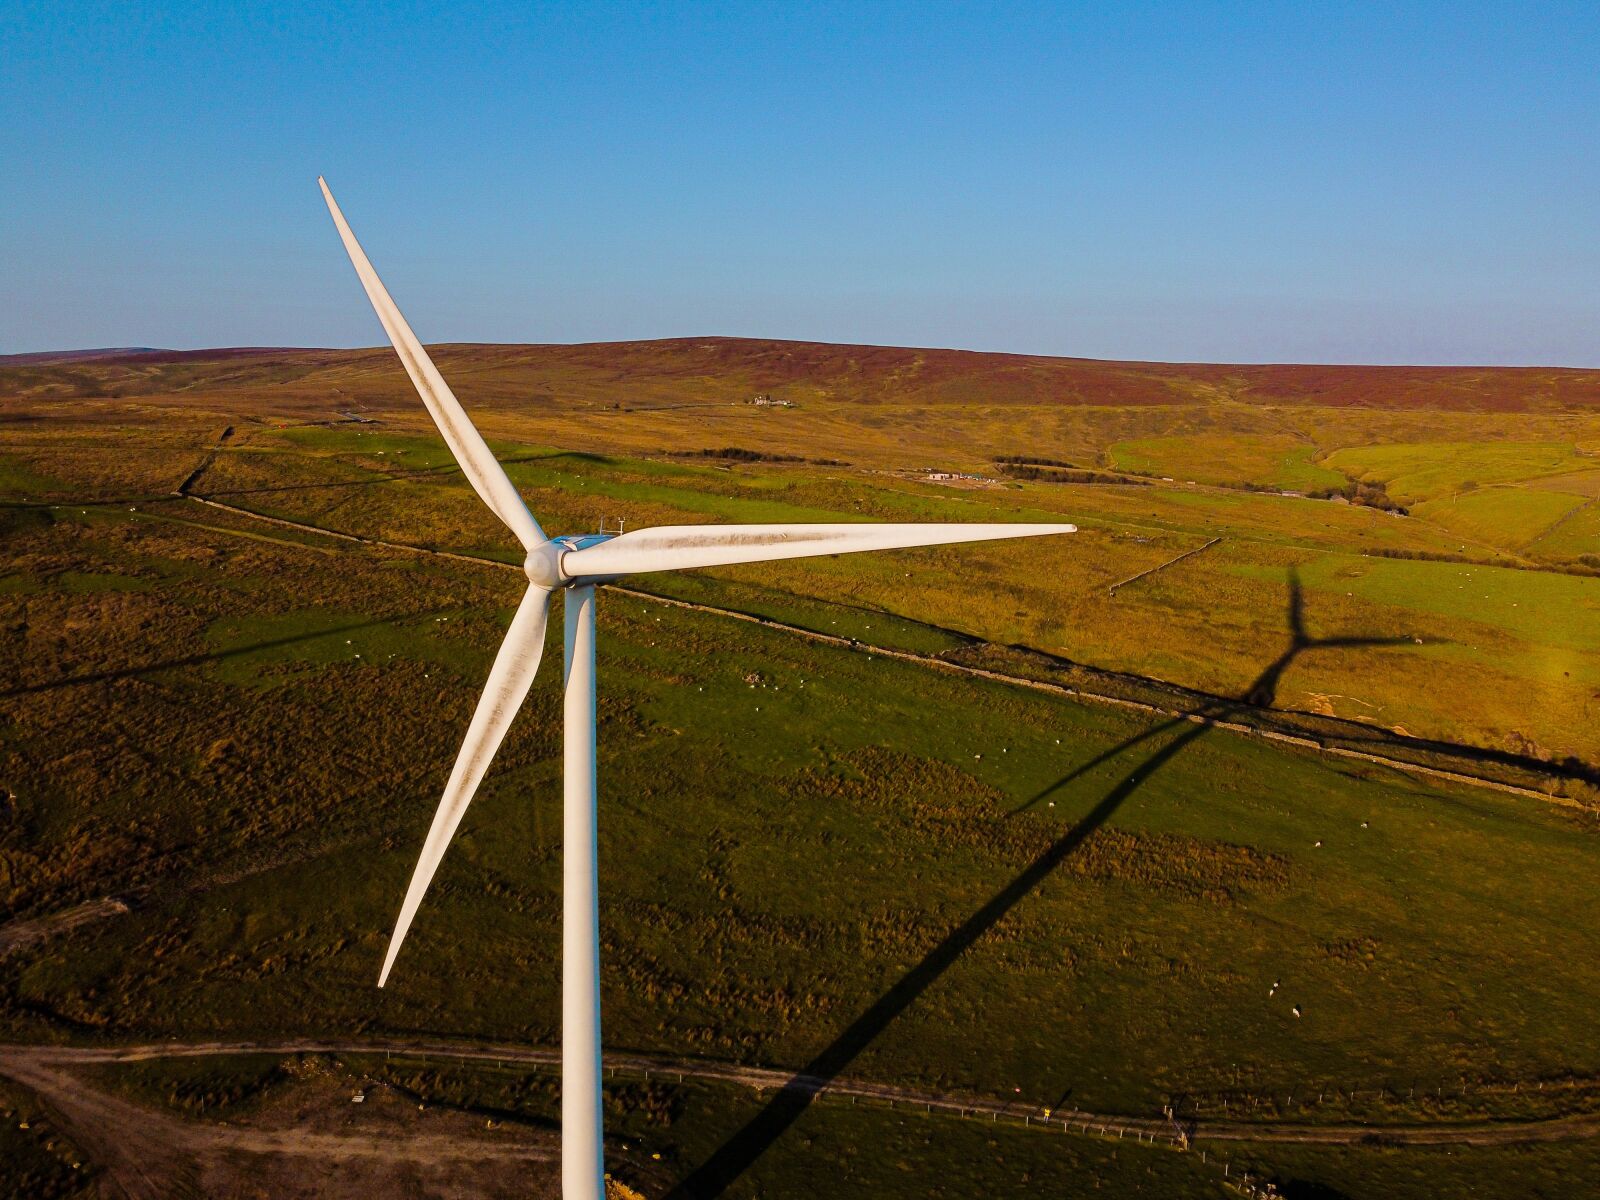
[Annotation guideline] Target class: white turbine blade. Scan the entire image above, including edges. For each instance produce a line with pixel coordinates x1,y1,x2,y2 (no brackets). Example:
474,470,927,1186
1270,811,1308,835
318,177,545,552
560,522,1076,578
379,584,552,986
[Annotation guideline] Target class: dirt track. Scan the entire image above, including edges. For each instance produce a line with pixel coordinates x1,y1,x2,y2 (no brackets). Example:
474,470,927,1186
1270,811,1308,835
0,898,129,960
0,1042,558,1200
4,1038,1597,1163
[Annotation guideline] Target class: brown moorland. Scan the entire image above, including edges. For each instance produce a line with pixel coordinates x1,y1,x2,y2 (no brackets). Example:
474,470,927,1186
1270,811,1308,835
8,338,1600,413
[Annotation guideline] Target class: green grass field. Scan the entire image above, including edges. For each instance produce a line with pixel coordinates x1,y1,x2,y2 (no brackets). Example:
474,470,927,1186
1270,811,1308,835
1322,441,1593,503
3,350,1600,1197
1410,488,1587,552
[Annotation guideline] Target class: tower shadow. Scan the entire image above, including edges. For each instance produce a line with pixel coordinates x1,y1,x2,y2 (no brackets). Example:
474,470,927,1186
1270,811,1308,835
665,569,1409,1198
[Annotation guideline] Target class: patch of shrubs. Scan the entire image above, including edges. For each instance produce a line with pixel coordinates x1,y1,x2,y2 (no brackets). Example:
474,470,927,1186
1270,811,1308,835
1305,479,1409,514
671,447,802,463
993,455,1080,468
1364,547,1600,578
667,447,848,466
993,461,1145,486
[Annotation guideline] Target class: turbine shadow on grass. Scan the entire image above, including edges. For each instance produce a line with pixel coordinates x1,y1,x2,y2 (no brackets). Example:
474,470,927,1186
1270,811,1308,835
666,569,1409,1198
1239,569,1409,709
666,718,1207,1199
1009,570,1411,816
1011,566,1414,812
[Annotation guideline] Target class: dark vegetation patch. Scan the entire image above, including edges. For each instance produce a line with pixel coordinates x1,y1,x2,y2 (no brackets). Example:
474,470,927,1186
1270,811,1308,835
104,1053,291,1116
667,447,847,466
992,460,1145,485
1305,479,1408,514
994,455,1081,468
669,447,800,463
1320,935,1381,968
0,507,56,539
0,1080,95,1199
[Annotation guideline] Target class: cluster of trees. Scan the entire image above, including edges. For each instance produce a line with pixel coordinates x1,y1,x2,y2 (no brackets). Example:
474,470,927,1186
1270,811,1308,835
993,454,1080,468
671,446,803,463
667,447,849,466
1365,546,1600,578
991,457,1143,486
1306,479,1409,513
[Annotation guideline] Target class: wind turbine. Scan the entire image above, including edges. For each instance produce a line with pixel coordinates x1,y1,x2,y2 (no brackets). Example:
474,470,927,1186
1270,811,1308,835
318,177,1076,1200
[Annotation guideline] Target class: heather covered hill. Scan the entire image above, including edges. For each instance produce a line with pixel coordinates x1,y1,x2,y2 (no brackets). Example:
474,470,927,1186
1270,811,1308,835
6,338,1600,412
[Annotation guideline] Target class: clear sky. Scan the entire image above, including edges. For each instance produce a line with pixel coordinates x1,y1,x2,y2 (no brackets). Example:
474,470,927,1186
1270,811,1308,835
3,1,1597,364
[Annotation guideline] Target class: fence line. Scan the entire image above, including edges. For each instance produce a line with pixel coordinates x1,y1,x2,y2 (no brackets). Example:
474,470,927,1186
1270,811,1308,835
1107,536,1223,595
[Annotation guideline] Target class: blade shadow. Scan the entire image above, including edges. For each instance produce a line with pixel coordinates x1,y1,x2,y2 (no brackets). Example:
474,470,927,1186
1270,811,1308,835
0,614,427,699
1009,715,1186,815
1243,568,1411,707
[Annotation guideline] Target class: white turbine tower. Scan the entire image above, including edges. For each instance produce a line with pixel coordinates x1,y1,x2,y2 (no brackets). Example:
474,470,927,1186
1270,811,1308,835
319,177,1075,1200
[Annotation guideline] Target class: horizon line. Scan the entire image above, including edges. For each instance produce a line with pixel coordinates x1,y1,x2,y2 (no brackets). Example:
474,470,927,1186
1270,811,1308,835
5,335,1600,374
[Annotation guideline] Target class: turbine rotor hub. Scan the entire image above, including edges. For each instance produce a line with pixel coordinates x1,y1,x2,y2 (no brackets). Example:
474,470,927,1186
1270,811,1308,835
526,534,617,587
523,541,567,588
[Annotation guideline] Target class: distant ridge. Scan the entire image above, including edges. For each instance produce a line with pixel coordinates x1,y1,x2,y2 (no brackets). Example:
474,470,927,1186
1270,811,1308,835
0,346,320,366
0,347,167,365
3,337,1599,411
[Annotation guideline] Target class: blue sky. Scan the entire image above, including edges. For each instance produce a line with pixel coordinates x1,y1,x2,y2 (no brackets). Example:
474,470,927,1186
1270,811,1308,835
3,1,1597,363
